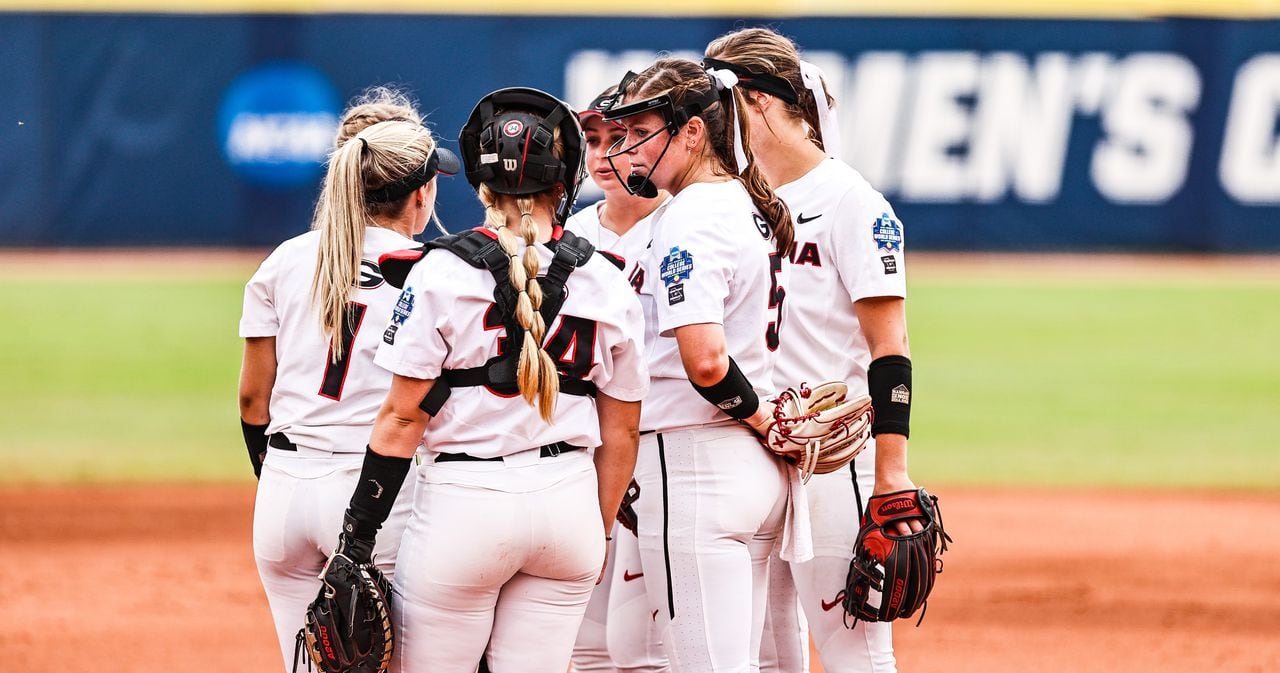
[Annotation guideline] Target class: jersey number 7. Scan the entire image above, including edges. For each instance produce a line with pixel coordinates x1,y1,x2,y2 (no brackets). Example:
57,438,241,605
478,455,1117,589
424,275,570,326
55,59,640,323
319,302,368,401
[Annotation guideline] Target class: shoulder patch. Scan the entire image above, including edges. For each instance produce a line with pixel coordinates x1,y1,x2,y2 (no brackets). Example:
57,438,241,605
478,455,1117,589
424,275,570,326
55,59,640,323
659,247,694,286
872,213,903,253
383,285,415,344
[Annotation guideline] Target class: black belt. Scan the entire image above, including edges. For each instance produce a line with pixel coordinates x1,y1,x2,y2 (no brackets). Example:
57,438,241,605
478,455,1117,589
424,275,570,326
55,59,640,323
435,442,582,463
268,433,297,451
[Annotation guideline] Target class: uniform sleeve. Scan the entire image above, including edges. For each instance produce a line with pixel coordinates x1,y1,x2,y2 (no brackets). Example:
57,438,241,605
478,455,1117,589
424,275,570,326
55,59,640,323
651,199,735,336
594,283,650,402
238,249,281,337
373,258,451,380
830,186,908,302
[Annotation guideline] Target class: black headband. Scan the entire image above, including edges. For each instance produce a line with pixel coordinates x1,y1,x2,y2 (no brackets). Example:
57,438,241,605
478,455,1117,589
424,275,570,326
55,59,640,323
365,151,440,204
702,58,800,105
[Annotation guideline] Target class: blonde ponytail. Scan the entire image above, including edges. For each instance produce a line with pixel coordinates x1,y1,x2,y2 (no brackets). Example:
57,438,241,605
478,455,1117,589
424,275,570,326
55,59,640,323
311,139,368,362
310,120,441,361
478,184,561,422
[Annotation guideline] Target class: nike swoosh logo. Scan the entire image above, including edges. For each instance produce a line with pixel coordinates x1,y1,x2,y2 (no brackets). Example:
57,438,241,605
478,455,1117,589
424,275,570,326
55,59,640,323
821,597,842,612
623,570,644,582
797,213,823,224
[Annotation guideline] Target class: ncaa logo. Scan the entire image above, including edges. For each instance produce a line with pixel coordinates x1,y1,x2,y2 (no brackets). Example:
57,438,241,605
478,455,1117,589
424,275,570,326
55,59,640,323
218,61,340,188
502,120,525,137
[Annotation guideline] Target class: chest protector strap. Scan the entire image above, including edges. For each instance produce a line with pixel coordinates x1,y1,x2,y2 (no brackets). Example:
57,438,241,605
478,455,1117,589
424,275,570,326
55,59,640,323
423,228,600,401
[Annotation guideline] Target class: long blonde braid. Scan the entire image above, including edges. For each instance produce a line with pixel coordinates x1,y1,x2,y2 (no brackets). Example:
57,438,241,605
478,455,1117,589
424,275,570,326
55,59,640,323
478,184,561,421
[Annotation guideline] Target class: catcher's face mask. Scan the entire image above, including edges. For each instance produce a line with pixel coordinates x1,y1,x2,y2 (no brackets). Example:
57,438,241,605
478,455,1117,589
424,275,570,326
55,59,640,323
601,72,719,198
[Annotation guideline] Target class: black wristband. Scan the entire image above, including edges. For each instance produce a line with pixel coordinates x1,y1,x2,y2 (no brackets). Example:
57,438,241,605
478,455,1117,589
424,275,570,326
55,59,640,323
868,355,911,438
691,356,760,420
240,419,269,479
345,445,413,541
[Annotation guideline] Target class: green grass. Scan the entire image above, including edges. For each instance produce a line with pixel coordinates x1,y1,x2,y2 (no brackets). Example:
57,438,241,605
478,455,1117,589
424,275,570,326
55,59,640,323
908,281,1280,489
1,263,1277,488
0,275,249,481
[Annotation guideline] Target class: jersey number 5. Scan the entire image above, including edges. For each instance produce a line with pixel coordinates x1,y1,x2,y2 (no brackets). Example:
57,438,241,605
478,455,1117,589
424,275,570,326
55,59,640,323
319,302,368,400
766,253,786,351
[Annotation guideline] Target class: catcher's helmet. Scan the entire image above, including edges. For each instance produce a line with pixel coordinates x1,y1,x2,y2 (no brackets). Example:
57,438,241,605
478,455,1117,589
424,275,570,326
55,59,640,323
459,87,585,224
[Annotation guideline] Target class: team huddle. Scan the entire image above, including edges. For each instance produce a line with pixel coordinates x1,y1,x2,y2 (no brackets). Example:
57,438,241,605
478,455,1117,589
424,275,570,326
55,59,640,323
238,26,949,673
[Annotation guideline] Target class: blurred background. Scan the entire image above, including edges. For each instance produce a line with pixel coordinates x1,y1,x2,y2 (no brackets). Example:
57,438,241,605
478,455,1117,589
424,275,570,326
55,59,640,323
0,2,1277,672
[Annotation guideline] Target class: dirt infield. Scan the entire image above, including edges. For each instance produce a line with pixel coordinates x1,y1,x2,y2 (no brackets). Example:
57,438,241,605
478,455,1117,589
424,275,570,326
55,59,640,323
1,485,1277,673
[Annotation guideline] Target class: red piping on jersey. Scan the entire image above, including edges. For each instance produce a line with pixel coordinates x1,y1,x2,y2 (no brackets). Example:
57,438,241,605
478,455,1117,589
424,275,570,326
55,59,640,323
470,226,499,240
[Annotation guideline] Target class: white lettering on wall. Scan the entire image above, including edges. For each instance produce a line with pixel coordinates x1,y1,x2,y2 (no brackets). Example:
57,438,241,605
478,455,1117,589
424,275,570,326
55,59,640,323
1090,53,1201,204
1220,53,1280,204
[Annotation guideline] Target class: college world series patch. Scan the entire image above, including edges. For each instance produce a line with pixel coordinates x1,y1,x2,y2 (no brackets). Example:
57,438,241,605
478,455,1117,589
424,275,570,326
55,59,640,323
873,213,903,253
660,247,693,305
383,286,415,344
660,247,693,285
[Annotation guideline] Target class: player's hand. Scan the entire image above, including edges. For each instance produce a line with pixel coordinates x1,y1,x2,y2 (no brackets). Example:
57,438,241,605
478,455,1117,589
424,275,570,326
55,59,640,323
597,535,611,585
872,474,923,536
743,400,777,438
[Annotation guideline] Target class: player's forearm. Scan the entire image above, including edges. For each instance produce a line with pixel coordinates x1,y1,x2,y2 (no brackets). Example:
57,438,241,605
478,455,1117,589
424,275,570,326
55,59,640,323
872,433,913,492
238,337,277,424
368,407,427,459
595,396,641,535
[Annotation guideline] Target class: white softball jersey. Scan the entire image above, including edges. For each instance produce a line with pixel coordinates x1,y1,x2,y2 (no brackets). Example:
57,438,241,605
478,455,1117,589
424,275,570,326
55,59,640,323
636,180,785,432
566,198,660,295
764,158,906,673
567,201,672,673
239,226,420,454
771,159,907,398
373,233,649,459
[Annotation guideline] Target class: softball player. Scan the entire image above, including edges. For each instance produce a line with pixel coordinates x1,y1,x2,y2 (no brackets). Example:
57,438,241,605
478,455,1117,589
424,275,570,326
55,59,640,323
238,88,458,672
567,86,671,673
600,58,802,673
328,87,649,673
706,28,922,673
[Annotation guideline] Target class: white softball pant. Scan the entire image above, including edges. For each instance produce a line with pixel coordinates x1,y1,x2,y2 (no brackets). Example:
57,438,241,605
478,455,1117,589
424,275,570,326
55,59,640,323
633,424,789,673
392,450,605,673
253,444,415,673
572,520,671,672
761,442,896,673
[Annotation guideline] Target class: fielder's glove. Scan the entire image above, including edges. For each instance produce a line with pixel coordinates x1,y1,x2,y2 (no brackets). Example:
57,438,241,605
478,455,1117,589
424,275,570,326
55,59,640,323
760,381,874,482
295,518,394,673
842,488,952,626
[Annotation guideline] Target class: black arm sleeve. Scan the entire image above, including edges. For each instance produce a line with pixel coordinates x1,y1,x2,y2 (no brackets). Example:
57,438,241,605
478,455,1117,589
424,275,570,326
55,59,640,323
240,419,269,479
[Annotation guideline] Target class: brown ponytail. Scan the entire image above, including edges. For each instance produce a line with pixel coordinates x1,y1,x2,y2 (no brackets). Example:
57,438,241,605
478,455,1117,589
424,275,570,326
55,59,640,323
706,27,833,155
626,58,794,257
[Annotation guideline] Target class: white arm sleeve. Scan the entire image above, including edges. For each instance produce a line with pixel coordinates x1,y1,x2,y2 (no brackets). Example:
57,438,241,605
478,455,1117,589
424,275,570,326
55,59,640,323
652,202,735,335
831,188,908,302
239,250,281,338
373,261,450,380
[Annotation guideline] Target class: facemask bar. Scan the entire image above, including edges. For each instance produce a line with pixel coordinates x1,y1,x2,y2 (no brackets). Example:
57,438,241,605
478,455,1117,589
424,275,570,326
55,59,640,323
601,76,719,198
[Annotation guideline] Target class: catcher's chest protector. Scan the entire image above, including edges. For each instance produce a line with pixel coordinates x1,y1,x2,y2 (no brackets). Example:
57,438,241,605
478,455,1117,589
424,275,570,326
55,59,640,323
384,228,612,400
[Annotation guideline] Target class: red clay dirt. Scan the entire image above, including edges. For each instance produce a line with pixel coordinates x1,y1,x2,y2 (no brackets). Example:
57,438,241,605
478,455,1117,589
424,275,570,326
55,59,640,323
1,485,1277,673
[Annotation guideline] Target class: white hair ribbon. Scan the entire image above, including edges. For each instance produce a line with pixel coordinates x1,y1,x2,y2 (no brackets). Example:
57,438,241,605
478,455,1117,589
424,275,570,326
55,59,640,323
799,60,842,160
705,66,750,174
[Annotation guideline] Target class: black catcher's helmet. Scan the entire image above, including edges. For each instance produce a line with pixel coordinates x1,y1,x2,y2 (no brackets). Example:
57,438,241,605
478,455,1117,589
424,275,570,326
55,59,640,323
459,87,586,224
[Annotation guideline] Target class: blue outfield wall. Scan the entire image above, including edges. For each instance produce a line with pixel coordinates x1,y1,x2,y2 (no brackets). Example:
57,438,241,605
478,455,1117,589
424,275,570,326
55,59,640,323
0,14,1278,251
